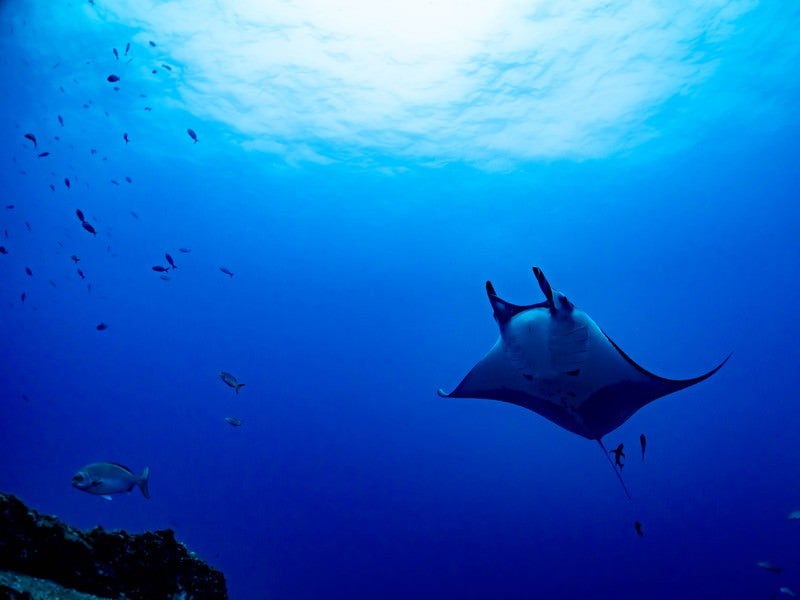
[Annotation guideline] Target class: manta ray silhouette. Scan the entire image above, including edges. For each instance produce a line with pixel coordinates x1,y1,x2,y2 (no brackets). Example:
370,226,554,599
438,267,730,497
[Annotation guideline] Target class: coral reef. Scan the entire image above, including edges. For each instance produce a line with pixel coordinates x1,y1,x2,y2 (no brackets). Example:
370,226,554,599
0,492,226,600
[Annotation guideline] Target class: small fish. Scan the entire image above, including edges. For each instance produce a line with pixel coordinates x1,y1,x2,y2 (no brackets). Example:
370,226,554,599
165,253,177,269
151,265,170,273
159,275,171,281
96,322,108,331
49,280,57,288
640,433,646,461
781,588,797,597
77,269,85,280
220,266,234,277
149,40,156,47
0,246,7,255
162,63,172,71
111,179,120,185
37,152,50,158
634,521,643,537
125,176,132,183
25,266,32,276
124,42,130,56
187,128,198,143
20,292,26,303
22,394,30,402
71,255,80,263
24,133,37,148
225,416,242,427
113,47,119,60
107,74,120,83
178,247,191,253
220,371,245,394
129,211,139,219
72,462,149,499
25,221,31,231
81,221,97,236
64,177,71,189
144,106,153,112
49,184,55,191
5,204,13,209
58,115,64,126
123,132,129,144
76,208,85,222
90,148,97,155
151,69,157,75
758,561,783,575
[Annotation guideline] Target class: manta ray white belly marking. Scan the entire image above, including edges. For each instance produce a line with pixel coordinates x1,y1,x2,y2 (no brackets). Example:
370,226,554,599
438,267,730,442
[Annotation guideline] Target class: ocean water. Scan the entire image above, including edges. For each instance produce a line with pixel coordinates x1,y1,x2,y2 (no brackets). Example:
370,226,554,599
1,1,799,598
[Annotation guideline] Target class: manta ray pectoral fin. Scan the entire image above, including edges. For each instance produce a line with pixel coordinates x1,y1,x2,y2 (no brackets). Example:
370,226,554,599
485,280,549,325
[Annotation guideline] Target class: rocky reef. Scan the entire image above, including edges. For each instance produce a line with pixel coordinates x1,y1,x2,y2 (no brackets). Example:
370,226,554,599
0,492,227,600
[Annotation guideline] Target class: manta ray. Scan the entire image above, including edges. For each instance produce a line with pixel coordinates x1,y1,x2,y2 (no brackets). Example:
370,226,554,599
438,267,729,496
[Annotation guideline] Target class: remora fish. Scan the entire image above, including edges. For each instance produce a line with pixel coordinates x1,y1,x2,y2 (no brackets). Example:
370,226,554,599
220,371,245,394
72,462,150,499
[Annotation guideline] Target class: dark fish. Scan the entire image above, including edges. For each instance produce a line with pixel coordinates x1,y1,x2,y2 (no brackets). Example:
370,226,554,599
49,184,55,191
609,443,624,469
37,151,50,158
162,63,172,71
220,371,245,394
151,69,157,75
149,40,156,47
187,128,198,143
22,394,30,402
125,42,130,56
72,463,149,499
129,211,139,219
24,133,37,148
25,266,32,276
77,269,85,280
123,132,129,144
113,47,119,60
90,148,97,155
178,247,191,253
220,266,234,277
71,255,80,263
20,292,26,303
54,135,60,141
634,521,643,537
76,208,85,222
225,416,242,427
49,280,57,288
96,323,108,331
144,106,153,112
107,74,120,82
58,115,64,126
151,265,169,272
111,179,120,185
165,253,177,269
0,246,7,255
81,221,97,236
5,204,13,209
64,178,71,189
640,433,646,461
159,274,171,281
125,176,132,183
25,221,31,231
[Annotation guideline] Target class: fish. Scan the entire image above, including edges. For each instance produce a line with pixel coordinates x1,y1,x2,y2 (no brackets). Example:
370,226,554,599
178,247,191,253
781,588,797,597
438,267,730,498
187,128,198,143
160,275,171,281
220,266,234,277
64,178,71,189
111,179,120,185
37,152,50,158
165,253,177,269
49,184,55,191
107,74,120,82
4,205,12,209
96,323,108,331
25,221,31,231
71,255,80,263
123,132,129,144
220,371,245,394
90,148,97,155
129,211,139,219
144,106,153,112
77,269,85,280
634,521,643,537
24,133,37,148
225,416,242,427
49,280,57,288
640,434,646,461
125,176,132,183
149,40,156,47
76,208,85,222
151,265,169,273
71,462,149,499
81,222,97,236
124,42,130,56
25,267,32,276
788,510,800,520
20,292,26,303
0,246,7,255
58,115,64,126
162,63,172,71
112,47,119,60
757,561,783,575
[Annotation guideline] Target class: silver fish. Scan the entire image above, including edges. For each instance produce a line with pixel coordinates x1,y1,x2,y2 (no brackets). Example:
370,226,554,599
220,371,245,394
72,462,150,499
225,416,242,427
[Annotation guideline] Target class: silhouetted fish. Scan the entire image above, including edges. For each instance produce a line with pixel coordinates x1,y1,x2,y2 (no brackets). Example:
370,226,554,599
24,133,37,148
5,204,13,209
0,246,7,255
187,128,198,143
49,184,55,191
162,63,172,71
107,74,120,82
151,265,169,272
76,209,85,222
144,106,152,112
160,275,171,281
71,255,80,263
58,115,64,126
178,247,191,253
25,221,31,231
113,47,119,60
77,269,85,280
38,152,50,158
123,132,129,144
81,222,97,236
149,40,156,47
634,521,643,537
25,266,32,276
64,178,71,189
125,42,130,56
49,280,57,288
220,267,234,277
20,292,26,303
129,211,139,219
220,371,245,394
125,176,132,183
111,180,120,185
165,253,177,269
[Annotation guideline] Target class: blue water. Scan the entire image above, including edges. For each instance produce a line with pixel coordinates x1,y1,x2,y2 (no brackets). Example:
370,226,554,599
2,2,800,598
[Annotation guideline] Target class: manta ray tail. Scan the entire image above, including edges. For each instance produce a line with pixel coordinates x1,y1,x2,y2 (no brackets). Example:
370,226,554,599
597,438,632,500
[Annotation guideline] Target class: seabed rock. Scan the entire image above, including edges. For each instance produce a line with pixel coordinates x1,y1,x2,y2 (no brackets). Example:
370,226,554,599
0,492,227,600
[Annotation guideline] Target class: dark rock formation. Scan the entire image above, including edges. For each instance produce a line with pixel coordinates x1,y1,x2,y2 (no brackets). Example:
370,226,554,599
0,492,227,599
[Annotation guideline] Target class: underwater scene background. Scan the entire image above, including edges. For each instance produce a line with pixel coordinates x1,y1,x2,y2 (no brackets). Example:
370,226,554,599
1,1,799,598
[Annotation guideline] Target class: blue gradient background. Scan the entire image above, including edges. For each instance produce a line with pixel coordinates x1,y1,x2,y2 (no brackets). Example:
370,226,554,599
1,2,799,598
